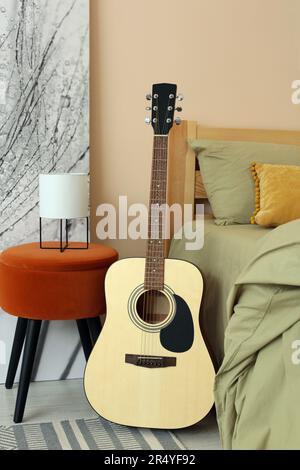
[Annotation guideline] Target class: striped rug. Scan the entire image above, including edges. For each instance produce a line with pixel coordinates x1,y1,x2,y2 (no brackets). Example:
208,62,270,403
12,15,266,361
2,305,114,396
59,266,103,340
0,418,186,450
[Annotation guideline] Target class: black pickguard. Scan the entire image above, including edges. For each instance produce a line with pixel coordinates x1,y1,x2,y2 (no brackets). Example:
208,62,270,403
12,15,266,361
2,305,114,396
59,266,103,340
160,294,194,353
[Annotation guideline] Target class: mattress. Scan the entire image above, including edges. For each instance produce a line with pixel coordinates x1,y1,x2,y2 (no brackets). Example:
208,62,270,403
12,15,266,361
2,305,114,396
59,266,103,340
169,218,271,366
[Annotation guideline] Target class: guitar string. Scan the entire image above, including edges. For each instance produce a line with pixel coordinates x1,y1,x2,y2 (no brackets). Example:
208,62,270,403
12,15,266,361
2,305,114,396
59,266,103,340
151,118,163,354
146,130,157,355
151,135,159,352
154,95,171,354
153,138,163,354
157,138,167,354
150,95,171,355
144,97,159,357
151,136,161,354
142,91,173,357
150,104,163,354
152,108,169,355
146,100,157,355
148,102,160,354
143,130,154,357
142,106,155,357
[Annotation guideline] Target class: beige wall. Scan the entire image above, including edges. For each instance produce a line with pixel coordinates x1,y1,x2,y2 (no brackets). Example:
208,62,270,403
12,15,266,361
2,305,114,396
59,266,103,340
90,0,300,258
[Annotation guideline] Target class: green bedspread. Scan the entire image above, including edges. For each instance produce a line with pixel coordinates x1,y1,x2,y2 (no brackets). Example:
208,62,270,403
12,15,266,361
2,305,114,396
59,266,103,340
215,219,300,450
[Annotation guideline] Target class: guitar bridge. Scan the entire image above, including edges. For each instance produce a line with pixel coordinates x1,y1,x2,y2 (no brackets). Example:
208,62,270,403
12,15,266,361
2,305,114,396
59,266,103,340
125,354,176,368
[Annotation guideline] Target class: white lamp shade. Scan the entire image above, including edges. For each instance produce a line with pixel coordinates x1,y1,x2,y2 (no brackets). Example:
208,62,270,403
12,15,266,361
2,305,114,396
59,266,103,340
39,174,89,219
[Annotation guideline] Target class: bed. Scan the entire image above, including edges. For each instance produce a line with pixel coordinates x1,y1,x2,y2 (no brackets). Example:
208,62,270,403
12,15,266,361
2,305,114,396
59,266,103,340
166,122,300,449
166,121,300,365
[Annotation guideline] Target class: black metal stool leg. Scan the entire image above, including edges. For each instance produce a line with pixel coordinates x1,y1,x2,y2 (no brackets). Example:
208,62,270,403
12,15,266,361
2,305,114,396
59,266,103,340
14,320,42,423
5,318,28,389
87,317,102,345
76,319,93,361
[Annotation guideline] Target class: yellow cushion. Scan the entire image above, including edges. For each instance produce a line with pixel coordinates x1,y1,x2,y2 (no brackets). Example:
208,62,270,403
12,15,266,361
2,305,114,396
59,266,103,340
251,162,300,227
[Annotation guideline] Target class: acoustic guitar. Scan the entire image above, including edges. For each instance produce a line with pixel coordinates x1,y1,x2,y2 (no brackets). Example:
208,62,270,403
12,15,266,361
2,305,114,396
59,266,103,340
84,83,215,429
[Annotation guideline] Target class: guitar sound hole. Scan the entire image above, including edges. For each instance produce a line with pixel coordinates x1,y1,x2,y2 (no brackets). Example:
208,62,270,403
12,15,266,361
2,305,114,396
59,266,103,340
136,290,170,325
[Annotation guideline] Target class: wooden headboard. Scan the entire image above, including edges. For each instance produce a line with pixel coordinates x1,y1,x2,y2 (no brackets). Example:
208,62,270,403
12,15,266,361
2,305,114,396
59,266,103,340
167,121,300,229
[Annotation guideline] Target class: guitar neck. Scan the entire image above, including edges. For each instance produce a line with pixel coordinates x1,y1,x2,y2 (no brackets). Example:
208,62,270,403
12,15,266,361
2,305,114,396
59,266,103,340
144,135,168,290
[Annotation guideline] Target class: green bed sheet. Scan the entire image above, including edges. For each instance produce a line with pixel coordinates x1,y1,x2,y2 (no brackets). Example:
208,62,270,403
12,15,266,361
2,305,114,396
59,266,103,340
215,219,300,449
169,219,271,366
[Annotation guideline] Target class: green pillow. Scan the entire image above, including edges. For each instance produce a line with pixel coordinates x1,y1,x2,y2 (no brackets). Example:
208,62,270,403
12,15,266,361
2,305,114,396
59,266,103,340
189,139,300,225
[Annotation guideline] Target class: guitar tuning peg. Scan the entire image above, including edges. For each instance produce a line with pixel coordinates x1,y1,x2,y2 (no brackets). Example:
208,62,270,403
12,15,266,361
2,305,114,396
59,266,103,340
176,94,184,101
146,94,152,101
145,116,151,125
145,106,152,111
176,107,182,112
174,117,182,125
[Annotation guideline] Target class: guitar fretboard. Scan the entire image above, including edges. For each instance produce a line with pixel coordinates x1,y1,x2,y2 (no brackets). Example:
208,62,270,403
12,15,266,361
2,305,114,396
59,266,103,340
144,136,168,290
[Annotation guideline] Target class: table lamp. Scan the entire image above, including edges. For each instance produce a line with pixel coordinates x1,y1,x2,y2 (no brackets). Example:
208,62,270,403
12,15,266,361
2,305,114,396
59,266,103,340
39,173,89,252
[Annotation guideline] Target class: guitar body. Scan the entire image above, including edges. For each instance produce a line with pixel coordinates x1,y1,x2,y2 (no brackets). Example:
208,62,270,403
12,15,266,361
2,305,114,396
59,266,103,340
84,257,215,429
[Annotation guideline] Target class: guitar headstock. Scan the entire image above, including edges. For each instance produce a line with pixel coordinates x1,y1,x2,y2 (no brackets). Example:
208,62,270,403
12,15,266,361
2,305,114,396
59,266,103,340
145,83,183,135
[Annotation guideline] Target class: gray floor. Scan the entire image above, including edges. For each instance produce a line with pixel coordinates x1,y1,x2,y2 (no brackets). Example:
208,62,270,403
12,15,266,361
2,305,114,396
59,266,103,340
0,379,221,450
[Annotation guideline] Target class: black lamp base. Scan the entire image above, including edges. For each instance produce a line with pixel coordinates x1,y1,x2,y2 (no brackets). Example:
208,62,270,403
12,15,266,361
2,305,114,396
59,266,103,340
39,217,89,252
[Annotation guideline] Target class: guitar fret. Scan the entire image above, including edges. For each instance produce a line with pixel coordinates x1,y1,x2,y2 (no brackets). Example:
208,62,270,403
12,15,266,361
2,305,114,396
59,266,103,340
146,254,164,256
146,248,164,251
146,264,164,267
146,254,164,257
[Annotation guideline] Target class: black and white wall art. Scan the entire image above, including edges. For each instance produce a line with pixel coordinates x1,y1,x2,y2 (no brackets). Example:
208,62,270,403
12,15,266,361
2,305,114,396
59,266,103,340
0,0,89,382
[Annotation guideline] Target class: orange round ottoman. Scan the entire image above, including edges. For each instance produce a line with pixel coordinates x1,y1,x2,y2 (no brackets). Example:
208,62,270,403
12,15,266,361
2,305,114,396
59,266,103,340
0,242,118,320
0,242,118,423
